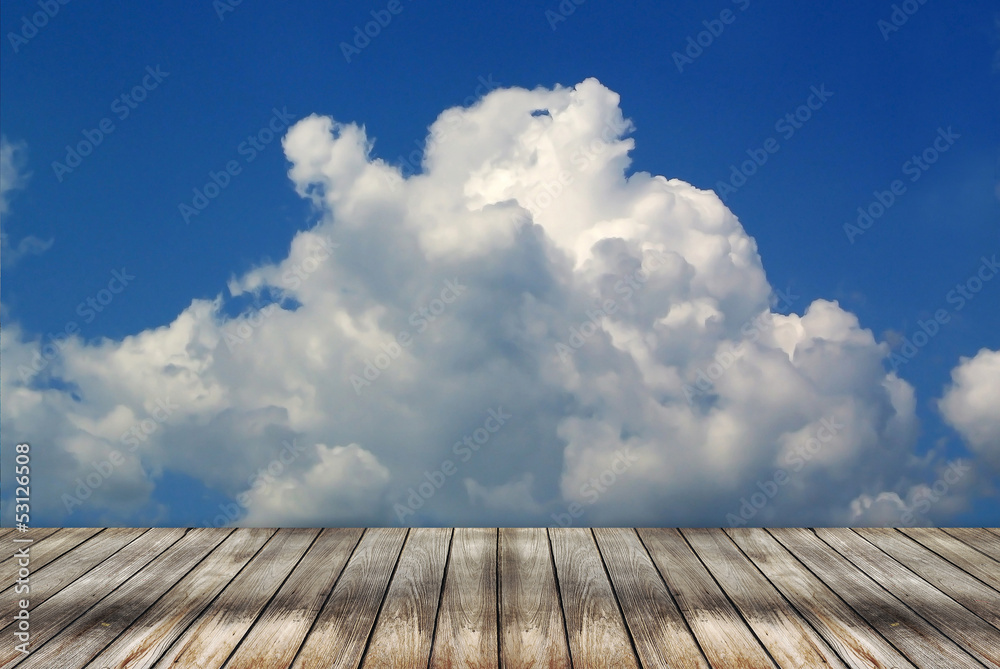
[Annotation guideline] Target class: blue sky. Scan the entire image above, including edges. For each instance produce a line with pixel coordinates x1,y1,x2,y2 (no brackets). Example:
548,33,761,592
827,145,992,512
1,0,998,528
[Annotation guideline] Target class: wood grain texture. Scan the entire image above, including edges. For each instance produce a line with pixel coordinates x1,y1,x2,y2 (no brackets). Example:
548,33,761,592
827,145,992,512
0,527,188,668
550,528,640,669
0,528,146,622
85,528,309,669
147,528,317,668
291,527,408,669
497,527,573,669
594,528,709,669
901,527,1000,592
0,528,100,586
638,528,776,669
770,528,981,669
0,529,59,567
681,528,845,669
941,527,1000,563
9,527,1000,666
855,528,1000,631
725,527,916,669
429,527,499,669
816,527,1000,666
222,527,364,669
361,528,452,669
9,527,231,669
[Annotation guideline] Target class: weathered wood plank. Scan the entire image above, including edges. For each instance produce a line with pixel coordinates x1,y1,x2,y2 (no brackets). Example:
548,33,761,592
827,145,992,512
0,528,146,622
429,527,499,669
0,528,60,568
855,528,1000,631
0,527,186,668
725,528,915,669
497,528,573,669
0,528,102,587
89,528,307,668
941,527,1000,563
291,528,408,669
361,528,452,668
222,528,364,669
769,528,981,669
594,528,709,669
550,528,639,669
682,528,845,669
0,529,15,541
900,527,1000,592
638,528,776,669
816,527,1000,666
4,527,225,669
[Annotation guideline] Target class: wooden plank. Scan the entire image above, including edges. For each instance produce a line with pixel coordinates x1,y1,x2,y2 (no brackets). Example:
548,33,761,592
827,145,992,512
594,528,709,669
681,528,846,669
0,528,102,586
816,528,1000,666
769,528,981,669
550,528,639,669
361,528,452,668
0,528,60,567
941,527,1000,563
0,528,147,622
0,527,186,668
429,527,499,669
9,528,237,669
290,528,408,669
638,528,776,669
855,528,1000,631
91,528,307,668
900,527,1000,592
0,529,15,541
725,528,915,669
497,528,573,669
222,528,364,669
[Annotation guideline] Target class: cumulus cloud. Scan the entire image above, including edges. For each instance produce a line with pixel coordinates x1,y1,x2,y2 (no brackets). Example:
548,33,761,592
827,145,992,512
939,348,1000,470
0,136,53,266
1,77,969,527
241,443,390,527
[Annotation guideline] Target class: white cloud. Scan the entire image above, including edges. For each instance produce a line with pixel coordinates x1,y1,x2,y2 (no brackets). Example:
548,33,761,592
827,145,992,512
1,78,973,527
0,136,53,266
241,443,390,527
939,348,1000,470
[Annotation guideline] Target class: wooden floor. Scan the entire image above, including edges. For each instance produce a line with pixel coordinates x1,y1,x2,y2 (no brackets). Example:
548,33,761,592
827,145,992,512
1,528,999,668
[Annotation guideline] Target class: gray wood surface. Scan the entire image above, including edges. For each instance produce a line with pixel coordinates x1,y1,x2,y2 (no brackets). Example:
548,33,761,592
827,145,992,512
498,527,574,669
6,527,999,668
816,527,1000,666
639,528,776,669
10,527,230,668
550,528,640,669
362,528,451,669
594,528,709,669
854,528,1000,631
941,527,1000,563
682,528,845,669
429,527,499,669
901,527,1000,592
770,528,981,669
222,527,364,669
725,528,916,669
0,528,146,622
290,528,408,669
